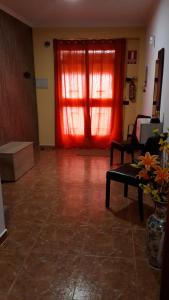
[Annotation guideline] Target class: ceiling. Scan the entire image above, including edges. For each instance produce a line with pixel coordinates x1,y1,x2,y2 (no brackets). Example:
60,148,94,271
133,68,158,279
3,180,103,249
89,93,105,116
0,0,159,27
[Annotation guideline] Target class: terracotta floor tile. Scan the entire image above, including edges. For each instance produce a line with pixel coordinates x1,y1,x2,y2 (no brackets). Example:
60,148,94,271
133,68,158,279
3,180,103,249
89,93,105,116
7,254,79,299
0,261,17,294
0,241,26,272
83,227,133,257
48,204,90,227
88,195,132,229
0,294,7,300
38,289,73,300
0,149,161,299
7,271,46,300
136,259,161,300
73,256,138,300
31,224,87,257
133,229,147,259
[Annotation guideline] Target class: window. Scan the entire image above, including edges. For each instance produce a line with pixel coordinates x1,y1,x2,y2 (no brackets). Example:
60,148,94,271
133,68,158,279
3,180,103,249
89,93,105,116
60,49,115,137
54,39,125,147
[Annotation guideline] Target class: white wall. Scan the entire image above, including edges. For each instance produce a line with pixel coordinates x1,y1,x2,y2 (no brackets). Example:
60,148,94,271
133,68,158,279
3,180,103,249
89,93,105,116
143,0,169,131
0,178,6,239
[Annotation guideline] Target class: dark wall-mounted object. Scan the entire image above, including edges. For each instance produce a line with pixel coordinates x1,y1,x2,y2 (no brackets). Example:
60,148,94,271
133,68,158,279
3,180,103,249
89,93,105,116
152,48,165,116
126,77,132,83
44,41,50,47
125,77,137,82
123,100,129,105
23,71,31,79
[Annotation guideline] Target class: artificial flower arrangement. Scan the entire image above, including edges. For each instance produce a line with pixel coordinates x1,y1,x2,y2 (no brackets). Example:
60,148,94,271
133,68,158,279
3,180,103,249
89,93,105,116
132,129,169,204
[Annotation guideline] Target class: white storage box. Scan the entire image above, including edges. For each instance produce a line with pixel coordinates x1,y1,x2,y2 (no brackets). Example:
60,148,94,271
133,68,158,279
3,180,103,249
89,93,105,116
0,142,34,181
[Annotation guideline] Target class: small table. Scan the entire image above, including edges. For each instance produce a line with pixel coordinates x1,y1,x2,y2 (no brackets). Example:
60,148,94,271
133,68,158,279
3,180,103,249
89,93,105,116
0,142,34,181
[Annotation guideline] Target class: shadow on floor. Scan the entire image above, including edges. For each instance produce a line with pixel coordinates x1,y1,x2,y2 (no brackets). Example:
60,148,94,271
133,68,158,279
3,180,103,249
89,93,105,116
108,200,154,227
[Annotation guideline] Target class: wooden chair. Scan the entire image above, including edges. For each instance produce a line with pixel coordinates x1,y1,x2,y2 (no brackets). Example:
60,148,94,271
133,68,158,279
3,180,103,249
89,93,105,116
106,134,165,221
110,114,151,166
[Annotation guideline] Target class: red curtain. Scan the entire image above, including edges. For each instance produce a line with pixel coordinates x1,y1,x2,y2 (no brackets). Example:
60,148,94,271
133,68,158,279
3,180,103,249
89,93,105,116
54,39,126,148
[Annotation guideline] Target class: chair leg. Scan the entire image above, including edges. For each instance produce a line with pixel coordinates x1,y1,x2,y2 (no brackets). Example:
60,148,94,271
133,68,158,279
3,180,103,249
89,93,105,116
138,187,144,221
106,174,110,208
121,150,124,165
110,145,114,166
124,183,128,197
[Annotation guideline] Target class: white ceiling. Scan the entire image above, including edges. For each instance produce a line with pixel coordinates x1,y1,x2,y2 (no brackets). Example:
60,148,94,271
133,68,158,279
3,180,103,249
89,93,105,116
0,0,159,28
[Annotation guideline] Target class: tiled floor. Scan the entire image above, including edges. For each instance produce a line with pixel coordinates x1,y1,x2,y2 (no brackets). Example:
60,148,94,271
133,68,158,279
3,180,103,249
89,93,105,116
0,149,161,300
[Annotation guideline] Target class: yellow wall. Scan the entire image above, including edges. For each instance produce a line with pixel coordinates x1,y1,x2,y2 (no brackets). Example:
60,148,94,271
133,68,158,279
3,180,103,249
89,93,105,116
124,38,145,138
33,27,146,146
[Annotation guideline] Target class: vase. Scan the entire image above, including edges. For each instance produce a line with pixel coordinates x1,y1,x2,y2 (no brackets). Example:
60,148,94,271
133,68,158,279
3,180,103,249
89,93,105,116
146,203,167,269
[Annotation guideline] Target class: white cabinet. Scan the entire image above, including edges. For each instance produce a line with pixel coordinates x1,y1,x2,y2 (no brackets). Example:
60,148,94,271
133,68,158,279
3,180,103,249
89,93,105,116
136,119,163,144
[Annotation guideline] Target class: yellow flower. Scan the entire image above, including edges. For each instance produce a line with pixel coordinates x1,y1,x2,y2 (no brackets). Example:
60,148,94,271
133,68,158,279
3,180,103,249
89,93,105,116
153,128,159,134
159,138,169,153
141,184,152,194
132,129,169,204
159,138,164,146
138,152,159,170
154,166,169,184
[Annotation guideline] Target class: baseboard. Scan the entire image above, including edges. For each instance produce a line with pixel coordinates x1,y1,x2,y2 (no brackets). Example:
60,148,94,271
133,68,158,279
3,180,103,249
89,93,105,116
39,145,55,150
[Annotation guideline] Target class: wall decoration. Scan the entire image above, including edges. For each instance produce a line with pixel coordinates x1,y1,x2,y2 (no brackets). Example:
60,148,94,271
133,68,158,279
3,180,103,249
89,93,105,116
127,50,137,64
128,79,136,101
126,77,137,102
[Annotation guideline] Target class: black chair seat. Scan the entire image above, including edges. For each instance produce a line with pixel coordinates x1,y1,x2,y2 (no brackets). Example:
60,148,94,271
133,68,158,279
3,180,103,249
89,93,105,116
105,164,143,221
107,164,140,185
112,140,144,151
